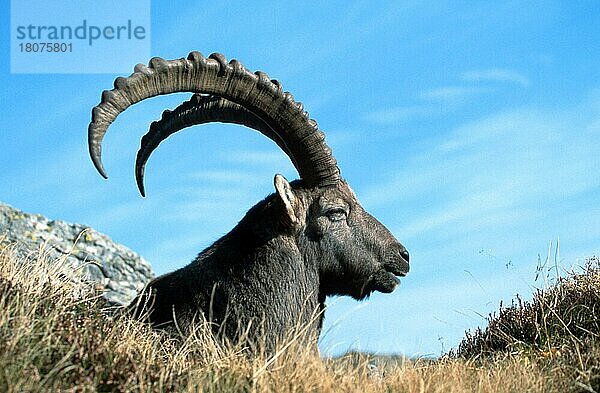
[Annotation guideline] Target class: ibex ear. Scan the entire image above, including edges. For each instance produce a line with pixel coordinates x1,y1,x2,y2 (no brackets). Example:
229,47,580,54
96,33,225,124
274,174,298,225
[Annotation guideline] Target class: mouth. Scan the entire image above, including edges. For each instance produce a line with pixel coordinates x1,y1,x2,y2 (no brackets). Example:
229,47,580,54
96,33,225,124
364,269,401,296
376,272,401,293
384,255,409,277
370,257,409,294
385,265,408,277
354,257,410,299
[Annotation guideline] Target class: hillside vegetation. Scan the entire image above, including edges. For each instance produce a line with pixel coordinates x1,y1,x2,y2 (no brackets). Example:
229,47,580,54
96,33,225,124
0,241,598,392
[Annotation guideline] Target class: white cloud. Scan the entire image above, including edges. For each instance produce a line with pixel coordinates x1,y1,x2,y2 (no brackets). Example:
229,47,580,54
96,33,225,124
437,109,541,152
362,103,600,261
420,86,488,101
189,169,258,185
160,199,248,223
362,105,439,124
361,162,449,207
86,200,155,228
322,261,538,357
462,69,530,87
0,140,108,210
145,233,212,273
221,149,292,167
360,88,483,128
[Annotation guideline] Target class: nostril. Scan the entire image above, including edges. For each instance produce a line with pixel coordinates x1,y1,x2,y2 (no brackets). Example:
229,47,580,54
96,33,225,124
400,249,409,263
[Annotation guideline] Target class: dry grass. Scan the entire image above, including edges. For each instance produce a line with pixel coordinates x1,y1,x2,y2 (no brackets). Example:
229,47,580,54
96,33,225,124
453,256,600,392
0,240,598,392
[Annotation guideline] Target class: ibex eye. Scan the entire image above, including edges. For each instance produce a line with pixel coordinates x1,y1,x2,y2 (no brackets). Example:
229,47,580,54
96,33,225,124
326,208,347,221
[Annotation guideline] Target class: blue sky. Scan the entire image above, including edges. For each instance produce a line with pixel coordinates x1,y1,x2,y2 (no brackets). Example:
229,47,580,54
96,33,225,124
1,1,600,357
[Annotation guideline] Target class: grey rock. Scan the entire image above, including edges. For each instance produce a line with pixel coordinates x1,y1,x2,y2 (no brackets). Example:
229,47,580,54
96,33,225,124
0,201,154,306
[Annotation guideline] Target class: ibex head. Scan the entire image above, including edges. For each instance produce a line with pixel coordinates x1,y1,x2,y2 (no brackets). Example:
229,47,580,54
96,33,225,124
88,52,409,335
271,177,409,300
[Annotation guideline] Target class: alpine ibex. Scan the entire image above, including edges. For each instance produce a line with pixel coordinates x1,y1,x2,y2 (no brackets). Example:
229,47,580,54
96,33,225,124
88,52,409,349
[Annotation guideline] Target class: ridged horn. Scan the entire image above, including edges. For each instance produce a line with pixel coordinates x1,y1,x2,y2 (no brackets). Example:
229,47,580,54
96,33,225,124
136,94,297,196
88,52,340,188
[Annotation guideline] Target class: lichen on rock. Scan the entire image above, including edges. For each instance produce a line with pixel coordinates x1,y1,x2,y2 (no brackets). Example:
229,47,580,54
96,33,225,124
0,202,154,306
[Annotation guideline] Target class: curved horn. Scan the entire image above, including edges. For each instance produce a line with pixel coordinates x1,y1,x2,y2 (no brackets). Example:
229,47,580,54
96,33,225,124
88,52,340,187
136,94,297,196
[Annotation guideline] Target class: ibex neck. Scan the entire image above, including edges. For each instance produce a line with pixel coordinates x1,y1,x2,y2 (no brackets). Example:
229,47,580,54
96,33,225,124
188,197,323,346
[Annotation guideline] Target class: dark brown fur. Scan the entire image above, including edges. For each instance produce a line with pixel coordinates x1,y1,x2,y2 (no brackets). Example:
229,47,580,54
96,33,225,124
130,178,409,350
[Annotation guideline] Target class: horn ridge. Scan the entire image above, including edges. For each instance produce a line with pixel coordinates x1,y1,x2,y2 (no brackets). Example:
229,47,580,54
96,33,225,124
88,51,340,187
135,94,300,196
